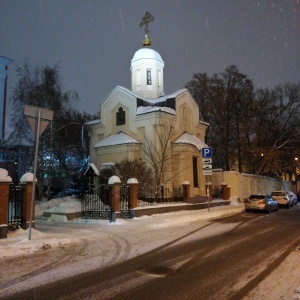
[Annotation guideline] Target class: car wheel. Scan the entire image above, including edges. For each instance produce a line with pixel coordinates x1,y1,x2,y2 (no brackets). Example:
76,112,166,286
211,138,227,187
276,204,279,211
287,202,291,209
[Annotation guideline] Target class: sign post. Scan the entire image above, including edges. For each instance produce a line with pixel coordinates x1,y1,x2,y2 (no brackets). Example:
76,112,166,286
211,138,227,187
202,147,212,212
24,105,54,240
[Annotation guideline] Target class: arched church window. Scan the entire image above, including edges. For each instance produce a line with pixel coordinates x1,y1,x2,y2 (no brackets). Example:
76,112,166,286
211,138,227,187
116,107,125,125
147,70,152,85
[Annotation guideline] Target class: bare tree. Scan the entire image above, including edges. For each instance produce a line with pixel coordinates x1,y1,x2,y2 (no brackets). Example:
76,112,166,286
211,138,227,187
186,65,255,172
141,114,190,198
251,82,300,177
9,62,97,199
115,158,153,185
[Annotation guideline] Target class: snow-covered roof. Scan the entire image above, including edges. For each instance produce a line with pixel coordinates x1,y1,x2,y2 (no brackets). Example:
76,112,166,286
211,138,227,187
94,131,140,148
144,89,187,104
100,162,115,167
137,106,176,115
84,163,100,176
173,132,207,151
84,119,100,126
103,86,188,107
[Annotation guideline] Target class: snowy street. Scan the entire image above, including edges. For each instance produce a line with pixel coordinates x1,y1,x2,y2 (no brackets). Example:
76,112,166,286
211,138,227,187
1,200,300,299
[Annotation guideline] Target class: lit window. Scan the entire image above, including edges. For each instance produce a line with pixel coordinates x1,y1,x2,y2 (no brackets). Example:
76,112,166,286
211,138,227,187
147,70,152,85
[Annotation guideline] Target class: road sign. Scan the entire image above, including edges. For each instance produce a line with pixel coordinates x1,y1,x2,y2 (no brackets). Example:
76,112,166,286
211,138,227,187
25,105,54,137
203,170,212,175
203,164,212,170
202,158,212,164
202,147,212,158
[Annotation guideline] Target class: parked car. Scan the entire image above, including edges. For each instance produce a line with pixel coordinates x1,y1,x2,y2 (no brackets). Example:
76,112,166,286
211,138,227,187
270,191,293,208
288,191,298,206
245,194,279,213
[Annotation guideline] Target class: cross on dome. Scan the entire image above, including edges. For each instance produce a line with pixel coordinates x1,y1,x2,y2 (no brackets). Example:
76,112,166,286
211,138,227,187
139,12,155,48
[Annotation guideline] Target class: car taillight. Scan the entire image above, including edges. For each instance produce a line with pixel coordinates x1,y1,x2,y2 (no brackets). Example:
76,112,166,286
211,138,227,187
258,200,266,204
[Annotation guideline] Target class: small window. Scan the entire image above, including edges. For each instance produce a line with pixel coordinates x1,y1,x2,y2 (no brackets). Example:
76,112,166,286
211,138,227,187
183,107,186,123
116,107,125,125
147,70,152,85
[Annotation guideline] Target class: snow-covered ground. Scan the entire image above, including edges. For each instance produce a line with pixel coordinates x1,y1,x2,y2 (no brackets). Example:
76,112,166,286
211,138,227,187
0,197,300,299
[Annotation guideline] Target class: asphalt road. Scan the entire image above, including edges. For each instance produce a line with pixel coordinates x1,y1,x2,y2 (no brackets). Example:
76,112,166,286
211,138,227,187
5,206,300,300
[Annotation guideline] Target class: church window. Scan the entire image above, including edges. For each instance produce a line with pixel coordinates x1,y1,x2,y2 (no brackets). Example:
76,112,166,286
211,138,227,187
136,70,141,87
147,70,152,85
116,107,125,125
193,157,199,188
183,107,186,125
157,70,161,87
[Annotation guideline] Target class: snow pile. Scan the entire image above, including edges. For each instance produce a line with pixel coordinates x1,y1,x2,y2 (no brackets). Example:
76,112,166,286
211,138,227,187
35,197,81,218
0,228,72,258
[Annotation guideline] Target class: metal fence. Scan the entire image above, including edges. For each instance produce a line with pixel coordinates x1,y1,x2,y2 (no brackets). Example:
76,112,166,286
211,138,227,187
137,185,185,207
119,185,130,219
81,185,112,220
8,184,23,232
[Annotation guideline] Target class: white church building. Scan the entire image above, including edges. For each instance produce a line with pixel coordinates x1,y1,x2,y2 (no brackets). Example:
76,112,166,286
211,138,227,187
86,13,210,199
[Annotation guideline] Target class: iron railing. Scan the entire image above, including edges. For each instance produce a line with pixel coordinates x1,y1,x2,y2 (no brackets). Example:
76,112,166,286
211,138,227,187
81,185,112,220
8,184,23,232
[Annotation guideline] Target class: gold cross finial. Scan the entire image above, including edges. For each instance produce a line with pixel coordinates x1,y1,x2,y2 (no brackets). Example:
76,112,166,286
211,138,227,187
139,12,155,35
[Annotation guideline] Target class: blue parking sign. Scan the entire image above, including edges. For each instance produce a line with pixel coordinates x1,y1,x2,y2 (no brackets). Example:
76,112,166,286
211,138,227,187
202,147,212,158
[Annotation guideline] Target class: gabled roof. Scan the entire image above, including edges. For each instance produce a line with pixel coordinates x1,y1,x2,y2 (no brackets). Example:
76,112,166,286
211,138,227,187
86,86,201,125
94,131,140,148
84,163,100,176
173,132,207,151
136,106,176,115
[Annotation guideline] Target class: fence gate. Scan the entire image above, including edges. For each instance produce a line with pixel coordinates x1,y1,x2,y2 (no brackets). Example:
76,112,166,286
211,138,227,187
120,185,130,219
81,185,112,220
8,184,23,232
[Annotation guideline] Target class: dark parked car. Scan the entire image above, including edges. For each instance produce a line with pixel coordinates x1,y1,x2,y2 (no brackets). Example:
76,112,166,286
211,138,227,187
245,194,279,213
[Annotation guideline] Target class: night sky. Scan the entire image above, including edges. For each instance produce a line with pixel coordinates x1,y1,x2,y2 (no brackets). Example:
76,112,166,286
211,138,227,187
1,0,299,116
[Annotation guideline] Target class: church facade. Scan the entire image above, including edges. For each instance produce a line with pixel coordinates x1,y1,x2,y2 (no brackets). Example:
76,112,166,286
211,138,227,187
86,18,209,199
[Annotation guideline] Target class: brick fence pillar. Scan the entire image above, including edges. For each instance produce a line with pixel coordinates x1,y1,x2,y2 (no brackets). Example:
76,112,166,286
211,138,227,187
21,182,34,229
108,176,121,222
0,182,10,239
20,172,36,230
0,169,12,239
127,178,138,218
221,183,231,200
182,181,190,203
